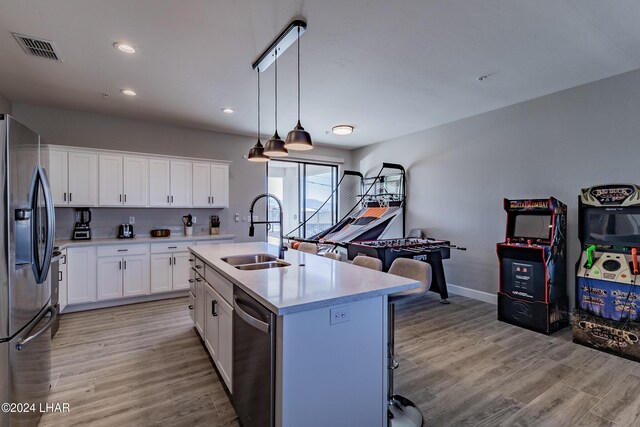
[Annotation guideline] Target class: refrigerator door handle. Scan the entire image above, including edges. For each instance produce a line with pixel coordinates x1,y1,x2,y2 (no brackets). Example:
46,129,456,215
16,306,57,351
32,166,55,284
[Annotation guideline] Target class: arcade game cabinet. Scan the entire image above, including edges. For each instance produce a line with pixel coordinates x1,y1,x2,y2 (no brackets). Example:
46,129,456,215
574,184,640,361
497,198,569,334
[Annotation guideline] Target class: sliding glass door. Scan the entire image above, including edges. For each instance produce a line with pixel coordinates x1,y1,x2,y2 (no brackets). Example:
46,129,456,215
267,160,338,241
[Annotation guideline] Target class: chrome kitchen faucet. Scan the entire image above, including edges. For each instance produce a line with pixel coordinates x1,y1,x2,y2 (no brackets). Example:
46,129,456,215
249,193,287,259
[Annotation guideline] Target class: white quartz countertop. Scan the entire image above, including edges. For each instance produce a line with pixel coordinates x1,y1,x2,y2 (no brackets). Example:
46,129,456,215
189,242,420,315
56,233,236,249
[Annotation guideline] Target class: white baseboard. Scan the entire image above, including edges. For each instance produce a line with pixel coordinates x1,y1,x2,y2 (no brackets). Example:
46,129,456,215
447,283,497,305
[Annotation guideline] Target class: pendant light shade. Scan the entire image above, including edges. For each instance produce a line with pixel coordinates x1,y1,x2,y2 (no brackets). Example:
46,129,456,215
285,26,313,151
264,131,288,157
248,66,270,162
263,50,288,157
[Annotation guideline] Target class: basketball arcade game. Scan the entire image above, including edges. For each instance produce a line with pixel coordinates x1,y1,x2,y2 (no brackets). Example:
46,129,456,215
574,184,640,361
497,198,569,334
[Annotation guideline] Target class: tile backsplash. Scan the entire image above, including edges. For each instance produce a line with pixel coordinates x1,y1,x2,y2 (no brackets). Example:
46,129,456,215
55,207,225,239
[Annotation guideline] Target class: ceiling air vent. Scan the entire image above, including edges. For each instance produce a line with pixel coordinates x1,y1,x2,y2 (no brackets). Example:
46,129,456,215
12,33,63,61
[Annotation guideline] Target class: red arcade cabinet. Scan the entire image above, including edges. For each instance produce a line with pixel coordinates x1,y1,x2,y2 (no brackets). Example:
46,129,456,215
497,198,569,334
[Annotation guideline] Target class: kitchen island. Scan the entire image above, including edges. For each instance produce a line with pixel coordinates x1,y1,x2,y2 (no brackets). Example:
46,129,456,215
189,242,419,427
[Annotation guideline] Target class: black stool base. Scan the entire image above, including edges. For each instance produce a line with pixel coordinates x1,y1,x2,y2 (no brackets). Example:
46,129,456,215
388,394,423,427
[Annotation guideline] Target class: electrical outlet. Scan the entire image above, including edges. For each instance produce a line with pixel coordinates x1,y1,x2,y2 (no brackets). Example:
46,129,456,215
235,213,240,222
330,306,351,325
129,216,135,224
192,216,197,224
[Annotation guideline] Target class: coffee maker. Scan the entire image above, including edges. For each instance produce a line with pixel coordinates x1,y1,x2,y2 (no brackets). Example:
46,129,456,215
72,208,92,240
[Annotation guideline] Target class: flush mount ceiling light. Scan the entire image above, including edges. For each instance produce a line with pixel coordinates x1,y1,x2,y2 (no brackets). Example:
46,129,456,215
113,42,136,54
263,50,288,157
249,19,308,160
221,107,234,114
285,25,312,151
120,89,137,96
248,71,269,163
332,125,354,135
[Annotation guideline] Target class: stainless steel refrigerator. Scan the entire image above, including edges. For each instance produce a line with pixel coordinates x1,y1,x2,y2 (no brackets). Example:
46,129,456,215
0,115,56,427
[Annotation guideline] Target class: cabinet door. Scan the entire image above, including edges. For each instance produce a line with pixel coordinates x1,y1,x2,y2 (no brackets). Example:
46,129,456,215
172,252,192,290
123,156,148,207
195,280,205,337
192,162,211,207
68,152,98,206
123,254,150,297
210,164,229,208
150,254,173,293
67,247,97,304
97,256,123,300
217,296,233,392
46,149,69,206
170,161,192,207
59,250,68,312
204,285,220,360
98,154,123,206
149,159,171,207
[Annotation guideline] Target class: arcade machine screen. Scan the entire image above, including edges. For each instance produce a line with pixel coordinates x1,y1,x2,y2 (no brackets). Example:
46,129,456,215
584,210,640,246
513,214,552,242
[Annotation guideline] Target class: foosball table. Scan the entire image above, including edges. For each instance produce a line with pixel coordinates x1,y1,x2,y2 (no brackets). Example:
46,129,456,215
346,238,465,303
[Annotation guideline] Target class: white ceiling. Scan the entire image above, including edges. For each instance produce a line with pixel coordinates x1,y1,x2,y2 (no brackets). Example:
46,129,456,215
1,1,640,149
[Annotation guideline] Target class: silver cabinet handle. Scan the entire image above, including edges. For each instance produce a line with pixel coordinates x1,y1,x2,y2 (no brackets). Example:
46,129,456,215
195,265,202,269
188,305,194,310
16,307,56,351
119,261,122,270
124,194,127,203
212,300,218,317
188,258,195,262
117,249,128,252
119,194,122,202
69,192,72,202
169,256,172,266
173,256,176,265
234,296,269,333
195,277,203,282
167,195,170,203
168,246,177,249
171,195,174,203
63,192,66,202
188,279,194,283
124,260,127,269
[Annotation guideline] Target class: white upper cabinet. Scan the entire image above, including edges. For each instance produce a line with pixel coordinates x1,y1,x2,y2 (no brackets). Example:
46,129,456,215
192,163,229,208
42,145,229,209
192,162,211,208
123,156,148,206
46,149,69,205
99,155,123,206
99,155,148,207
170,161,192,207
149,159,171,207
68,151,98,206
210,164,229,208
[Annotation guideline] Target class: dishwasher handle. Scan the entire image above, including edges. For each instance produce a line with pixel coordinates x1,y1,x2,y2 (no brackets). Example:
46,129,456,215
234,295,270,334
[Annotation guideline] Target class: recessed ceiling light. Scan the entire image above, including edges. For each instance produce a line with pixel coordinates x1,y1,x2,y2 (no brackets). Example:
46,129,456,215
121,89,137,96
332,125,354,136
221,107,234,114
114,42,136,54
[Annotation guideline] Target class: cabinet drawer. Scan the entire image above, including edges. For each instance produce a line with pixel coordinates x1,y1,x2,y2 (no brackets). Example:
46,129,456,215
192,256,205,277
97,244,150,257
205,264,233,304
151,241,193,254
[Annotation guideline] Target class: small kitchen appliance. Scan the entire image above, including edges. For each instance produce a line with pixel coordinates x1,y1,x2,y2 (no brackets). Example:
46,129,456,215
72,208,92,240
118,223,135,238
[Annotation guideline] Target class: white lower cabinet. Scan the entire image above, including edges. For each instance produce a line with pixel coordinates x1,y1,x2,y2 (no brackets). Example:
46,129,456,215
67,246,97,304
191,254,233,392
97,254,150,300
150,242,193,293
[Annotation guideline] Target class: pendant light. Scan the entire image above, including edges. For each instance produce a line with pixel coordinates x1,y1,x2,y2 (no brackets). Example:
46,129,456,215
263,50,288,157
248,69,269,162
285,26,313,151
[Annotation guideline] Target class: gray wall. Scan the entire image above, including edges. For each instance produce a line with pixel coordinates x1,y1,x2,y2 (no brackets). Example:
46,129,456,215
12,104,352,241
353,68,640,303
0,93,11,114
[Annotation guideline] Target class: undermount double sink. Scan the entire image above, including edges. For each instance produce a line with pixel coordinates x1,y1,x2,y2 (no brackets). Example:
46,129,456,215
221,253,290,270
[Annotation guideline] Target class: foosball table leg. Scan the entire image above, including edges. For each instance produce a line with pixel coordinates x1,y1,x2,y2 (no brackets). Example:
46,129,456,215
427,251,450,302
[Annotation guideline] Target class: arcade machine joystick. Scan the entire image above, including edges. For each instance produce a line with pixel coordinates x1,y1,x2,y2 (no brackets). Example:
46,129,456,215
574,184,640,362
496,198,569,334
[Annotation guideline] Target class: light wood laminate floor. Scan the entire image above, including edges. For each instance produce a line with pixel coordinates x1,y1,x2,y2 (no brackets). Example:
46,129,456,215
42,295,639,426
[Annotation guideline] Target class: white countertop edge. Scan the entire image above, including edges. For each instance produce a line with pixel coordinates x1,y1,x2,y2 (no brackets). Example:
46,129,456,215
189,242,420,316
56,233,236,249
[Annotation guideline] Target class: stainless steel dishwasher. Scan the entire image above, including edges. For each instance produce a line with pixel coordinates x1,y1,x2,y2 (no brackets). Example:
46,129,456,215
233,286,276,427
